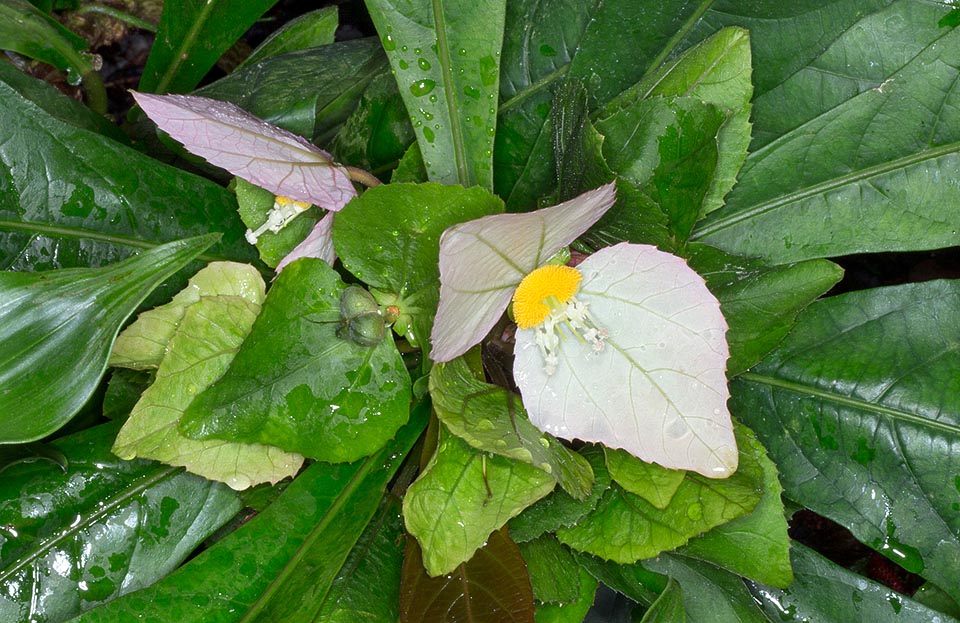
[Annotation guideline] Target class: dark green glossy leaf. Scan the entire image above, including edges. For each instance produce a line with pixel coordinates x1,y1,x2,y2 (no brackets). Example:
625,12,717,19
691,1,960,261
404,427,555,576
328,71,416,178
0,0,92,76
595,95,725,242
601,26,753,217
643,554,773,623
0,61,124,142
912,583,960,619
0,73,253,272
0,234,218,443
574,554,665,607
639,579,686,623
333,183,503,348
180,258,411,463
139,0,278,93
238,6,339,69
509,445,610,544
365,0,506,188
0,422,240,623
314,496,406,623
69,404,427,623
557,425,764,564
195,38,389,140
688,244,843,376
429,358,594,499
102,369,151,421
400,528,536,623
748,543,958,622
731,280,960,596
495,0,707,209
517,535,580,604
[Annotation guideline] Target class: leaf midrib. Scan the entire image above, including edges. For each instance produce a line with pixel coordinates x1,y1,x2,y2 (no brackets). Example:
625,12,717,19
691,139,960,239
739,371,960,436
432,0,470,186
0,465,182,584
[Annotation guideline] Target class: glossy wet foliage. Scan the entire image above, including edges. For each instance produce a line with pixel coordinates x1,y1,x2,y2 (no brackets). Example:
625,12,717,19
1,0,959,622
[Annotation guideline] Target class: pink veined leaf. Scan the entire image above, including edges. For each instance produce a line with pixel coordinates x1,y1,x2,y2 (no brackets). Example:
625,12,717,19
513,243,737,478
132,92,357,211
275,211,337,272
430,183,617,362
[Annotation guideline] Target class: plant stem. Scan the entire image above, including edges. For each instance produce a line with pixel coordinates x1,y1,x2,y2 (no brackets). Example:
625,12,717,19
75,3,157,32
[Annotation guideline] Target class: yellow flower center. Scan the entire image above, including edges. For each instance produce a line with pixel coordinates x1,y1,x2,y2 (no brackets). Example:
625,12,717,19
512,265,583,330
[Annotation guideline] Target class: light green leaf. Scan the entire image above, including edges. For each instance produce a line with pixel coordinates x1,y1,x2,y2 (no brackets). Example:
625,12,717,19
0,235,219,444
113,264,304,490
692,2,960,262
430,357,594,500
179,258,411,463
731,279,960,597
139,0,278,93
605,448,685,510
0,423,240,623
749,543,958,623
678,425,793,588
515,243,737,477
595,96,725,241
496,0,708,209
403,427,555,576
508,445,610,543
557,424,764,564
110,261,266,370
333,182,503,348
365,0,506,188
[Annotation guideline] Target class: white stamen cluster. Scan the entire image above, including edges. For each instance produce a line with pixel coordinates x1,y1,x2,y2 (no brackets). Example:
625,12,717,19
533,297,608,375
245,197,311,244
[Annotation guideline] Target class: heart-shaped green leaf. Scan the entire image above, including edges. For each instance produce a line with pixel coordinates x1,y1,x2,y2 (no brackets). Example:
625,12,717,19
0,234,219,443
179,258,411,463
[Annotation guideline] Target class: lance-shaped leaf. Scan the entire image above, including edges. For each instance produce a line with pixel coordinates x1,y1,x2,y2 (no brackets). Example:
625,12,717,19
132,92,356,211
731,279,960,597
515,243,736,477
430,183,616,362
67,405,427,623
139,0,278,94
0,422,240,623
179,258,411,463
112,263,304,490
0,0,94,80
0,234,218,444
691,3,960,262
365,0,506,189
403,427,555,576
